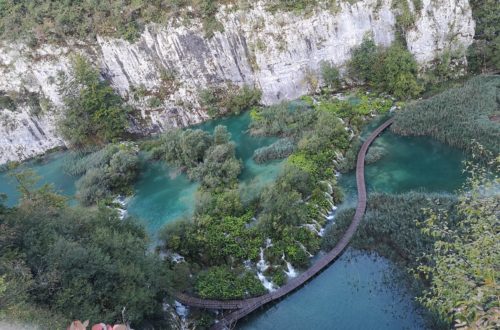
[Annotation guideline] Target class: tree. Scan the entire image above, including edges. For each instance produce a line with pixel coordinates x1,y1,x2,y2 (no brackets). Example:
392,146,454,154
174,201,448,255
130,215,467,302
417,149,499,328
320,61,341,89
349,36,378,82
0,173,170,327
375,44,422,99
59,55,131,146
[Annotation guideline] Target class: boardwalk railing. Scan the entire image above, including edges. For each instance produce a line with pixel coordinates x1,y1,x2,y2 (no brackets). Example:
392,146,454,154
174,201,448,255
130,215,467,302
175,117,395,329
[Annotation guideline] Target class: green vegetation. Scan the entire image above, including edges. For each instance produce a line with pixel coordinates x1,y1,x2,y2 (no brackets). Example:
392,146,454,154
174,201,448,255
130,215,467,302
0,171,170,328
417,150,499,328
0,0,348,44
322,147,499,328
348,37,422,99
320,61,341,90
467,0,500,72
199,85,262,118
157,92,394,300
195,266,267,299
253,138,295,163
64,144,140,206
392,75,500,154
249,101,316,138
0,0,224,43
58,55,131,147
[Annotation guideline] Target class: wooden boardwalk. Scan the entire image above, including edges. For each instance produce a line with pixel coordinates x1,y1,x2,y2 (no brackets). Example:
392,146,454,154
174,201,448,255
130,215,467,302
175,117,395,329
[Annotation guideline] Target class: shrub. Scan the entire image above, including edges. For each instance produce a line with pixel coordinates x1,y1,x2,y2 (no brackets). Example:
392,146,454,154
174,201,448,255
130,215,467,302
467,0,500,72
199,85,261,118
349,38,422,99
195,266,266,299
69,144,140,206
320,61,341,89
58,55,130,146
249,101,316,138
0,178,169,327
0,94,16,111
253,138,295,163
349,36,378,82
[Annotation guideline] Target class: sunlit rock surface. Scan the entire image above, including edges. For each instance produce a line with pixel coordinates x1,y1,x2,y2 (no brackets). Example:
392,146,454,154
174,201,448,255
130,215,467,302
0,0,474,164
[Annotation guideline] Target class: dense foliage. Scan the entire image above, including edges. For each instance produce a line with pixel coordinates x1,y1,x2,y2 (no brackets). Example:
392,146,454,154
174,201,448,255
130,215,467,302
253,138,295,163
58,56,131,147
63,144,140,206
199,85,262,118
322,192,457,267
320,61,341,90
160,92,395,300
467,0,500,72
392,75,500,154
322,148,499,328
0,172,170,328
0,1,343,44
417,152,499,328
249,101,316,138
195,266,267,299
348,37,422,99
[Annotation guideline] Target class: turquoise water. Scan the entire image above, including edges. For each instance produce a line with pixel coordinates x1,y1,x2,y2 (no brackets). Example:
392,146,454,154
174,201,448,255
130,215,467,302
240,117,466,330
0,152,77,207
338,130,466,207
0,113,282,233
127,111,284,233
240,249,425,330
0,113,467,329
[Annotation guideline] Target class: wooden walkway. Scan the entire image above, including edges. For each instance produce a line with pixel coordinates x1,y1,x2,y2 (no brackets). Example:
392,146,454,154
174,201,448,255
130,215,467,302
175,117,395,329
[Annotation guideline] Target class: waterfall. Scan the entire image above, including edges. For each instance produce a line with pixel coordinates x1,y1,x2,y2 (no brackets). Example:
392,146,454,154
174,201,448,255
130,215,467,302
281,255,298,278
256,240,277,291
113,195,130,220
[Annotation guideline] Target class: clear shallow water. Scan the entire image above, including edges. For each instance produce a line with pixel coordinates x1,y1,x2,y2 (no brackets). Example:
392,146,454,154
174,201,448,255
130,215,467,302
0,114,467,329
127,111,284,233
240,249,425,330
0,152,77,207
240,117,466,330
338,121,466,207
0,111,283,233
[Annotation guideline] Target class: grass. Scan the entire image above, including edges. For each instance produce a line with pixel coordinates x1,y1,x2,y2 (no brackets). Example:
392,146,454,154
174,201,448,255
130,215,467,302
392,75,500,154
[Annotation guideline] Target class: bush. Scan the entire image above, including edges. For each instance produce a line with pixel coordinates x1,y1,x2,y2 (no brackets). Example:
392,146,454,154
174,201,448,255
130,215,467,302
320,61,341,90
349,38,422,99
467,0,500,72
70,144,140,206
253,138,295,163
0,94,16,111
58,55,130,146
0,178,170,327
199,85,261,118
249,101,316,138
195,266,266,299
349,36,378,82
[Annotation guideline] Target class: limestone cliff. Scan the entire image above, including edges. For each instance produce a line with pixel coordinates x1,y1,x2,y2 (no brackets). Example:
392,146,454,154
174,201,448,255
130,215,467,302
0,0,475,164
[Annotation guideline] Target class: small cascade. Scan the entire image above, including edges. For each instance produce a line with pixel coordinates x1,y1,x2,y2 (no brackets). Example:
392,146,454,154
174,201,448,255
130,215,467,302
256,239,277,291
113,195,130,220
298,242,313,257
281,255,297,278
256,248,269,272
174,301,190,330
171,253,185,263
257,272,277,292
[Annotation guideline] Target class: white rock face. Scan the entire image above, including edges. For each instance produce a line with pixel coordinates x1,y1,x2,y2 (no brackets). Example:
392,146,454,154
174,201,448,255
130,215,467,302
0,0,475,164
